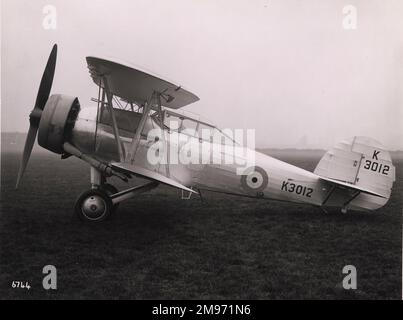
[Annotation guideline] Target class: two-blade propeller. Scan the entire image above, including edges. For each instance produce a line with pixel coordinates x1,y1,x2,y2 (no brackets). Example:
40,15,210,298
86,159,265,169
15,44,58,189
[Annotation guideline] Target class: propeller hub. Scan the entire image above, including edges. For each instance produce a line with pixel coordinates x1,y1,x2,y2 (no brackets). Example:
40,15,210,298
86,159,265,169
29,108,43,126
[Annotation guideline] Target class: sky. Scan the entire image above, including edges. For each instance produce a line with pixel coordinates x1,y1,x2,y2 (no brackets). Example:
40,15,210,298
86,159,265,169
1,0,403,149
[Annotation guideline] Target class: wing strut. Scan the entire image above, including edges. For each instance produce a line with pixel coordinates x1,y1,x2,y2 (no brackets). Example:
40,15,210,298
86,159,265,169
126,91,161,164
125,91,170,177
157,101,170,178
102,77,125,161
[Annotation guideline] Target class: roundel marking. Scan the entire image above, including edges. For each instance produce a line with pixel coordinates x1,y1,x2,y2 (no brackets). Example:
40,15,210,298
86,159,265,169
241,166,269,193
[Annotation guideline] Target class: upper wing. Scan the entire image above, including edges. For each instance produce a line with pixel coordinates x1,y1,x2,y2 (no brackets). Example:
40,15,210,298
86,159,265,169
86,57,200,109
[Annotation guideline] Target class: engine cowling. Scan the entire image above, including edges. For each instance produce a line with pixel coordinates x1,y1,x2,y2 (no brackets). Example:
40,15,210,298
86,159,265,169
38,94,80,154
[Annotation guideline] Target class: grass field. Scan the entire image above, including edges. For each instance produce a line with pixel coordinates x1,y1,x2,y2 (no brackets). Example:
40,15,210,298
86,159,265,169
0,151,401,299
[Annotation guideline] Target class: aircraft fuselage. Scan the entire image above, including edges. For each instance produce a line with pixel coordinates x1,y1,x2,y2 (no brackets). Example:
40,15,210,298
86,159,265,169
69,106,387,211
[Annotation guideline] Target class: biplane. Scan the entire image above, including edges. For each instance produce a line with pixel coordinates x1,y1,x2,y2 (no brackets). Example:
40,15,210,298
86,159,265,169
16,44,396,222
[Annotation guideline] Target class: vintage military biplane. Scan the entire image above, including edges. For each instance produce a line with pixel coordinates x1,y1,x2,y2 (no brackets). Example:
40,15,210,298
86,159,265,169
16,45,396,222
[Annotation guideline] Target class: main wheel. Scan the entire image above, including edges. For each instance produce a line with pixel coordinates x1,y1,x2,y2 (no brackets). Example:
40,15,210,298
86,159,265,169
75,189,112,222
101,183,119,213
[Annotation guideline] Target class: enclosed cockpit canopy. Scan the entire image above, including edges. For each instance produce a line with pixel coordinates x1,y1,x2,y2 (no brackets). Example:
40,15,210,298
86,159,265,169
153,108,237,145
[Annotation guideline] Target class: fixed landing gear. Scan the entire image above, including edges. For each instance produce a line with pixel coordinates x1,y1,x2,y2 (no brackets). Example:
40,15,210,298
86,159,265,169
74,166,159,223
75,167,118,222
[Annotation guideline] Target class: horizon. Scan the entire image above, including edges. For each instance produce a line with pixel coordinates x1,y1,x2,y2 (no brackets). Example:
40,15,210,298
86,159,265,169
2,131,403,152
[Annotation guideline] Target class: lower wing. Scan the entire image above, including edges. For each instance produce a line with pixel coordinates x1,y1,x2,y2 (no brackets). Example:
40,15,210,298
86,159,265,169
111,162,197,194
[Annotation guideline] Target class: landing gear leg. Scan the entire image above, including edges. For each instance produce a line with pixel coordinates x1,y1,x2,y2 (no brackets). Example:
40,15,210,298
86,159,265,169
91,166,120,212
90,166,102,189
75,167,117,222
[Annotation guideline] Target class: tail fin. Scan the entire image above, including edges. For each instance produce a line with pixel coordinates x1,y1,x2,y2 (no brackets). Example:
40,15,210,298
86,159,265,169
314,136,395,210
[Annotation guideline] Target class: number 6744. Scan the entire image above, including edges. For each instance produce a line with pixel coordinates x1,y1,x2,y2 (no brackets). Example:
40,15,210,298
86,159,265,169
11,281,31,290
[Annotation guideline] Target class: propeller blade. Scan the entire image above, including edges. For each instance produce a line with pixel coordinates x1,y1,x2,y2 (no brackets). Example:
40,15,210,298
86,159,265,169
15,125,39,189
34,44,57,111
16,44,58,188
